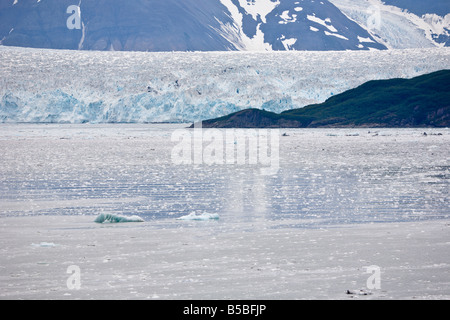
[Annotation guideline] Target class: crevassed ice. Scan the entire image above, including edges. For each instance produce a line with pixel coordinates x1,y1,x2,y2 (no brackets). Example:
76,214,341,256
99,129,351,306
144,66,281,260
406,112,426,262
0,46,449,123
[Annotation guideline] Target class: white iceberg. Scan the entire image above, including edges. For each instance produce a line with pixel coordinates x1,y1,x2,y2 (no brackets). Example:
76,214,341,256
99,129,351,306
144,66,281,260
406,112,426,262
31,242,58,248
94,213,144,224
176,212,220,221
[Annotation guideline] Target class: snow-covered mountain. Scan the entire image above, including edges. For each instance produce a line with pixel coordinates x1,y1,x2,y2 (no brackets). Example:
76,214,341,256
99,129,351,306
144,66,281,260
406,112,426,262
1,0,447,52
216,0,386,50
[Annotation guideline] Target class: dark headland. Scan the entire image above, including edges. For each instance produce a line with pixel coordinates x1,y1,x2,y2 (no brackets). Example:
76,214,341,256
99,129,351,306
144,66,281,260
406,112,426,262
194,70,450,129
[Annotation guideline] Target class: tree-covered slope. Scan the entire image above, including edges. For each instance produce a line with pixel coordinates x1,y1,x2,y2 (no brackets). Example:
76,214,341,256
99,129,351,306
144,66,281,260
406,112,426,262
200,70,450,128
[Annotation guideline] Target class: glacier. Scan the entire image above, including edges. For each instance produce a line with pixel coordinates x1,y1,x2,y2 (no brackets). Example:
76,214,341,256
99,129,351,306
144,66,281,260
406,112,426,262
1,45,450,123
329,0,450,48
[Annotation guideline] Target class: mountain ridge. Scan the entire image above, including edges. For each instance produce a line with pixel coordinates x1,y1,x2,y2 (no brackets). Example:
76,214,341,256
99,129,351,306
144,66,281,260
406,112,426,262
0,0,448,51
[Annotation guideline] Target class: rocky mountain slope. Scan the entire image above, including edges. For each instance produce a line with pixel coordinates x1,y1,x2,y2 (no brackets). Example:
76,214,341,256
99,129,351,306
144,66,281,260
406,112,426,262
2,0,447,51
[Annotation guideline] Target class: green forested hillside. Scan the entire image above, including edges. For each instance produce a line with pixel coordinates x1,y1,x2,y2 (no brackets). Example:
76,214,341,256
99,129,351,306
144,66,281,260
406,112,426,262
200,70,450,128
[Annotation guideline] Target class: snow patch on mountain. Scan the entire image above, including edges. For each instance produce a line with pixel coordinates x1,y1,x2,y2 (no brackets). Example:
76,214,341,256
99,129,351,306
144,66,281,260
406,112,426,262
218,0,274,51
235,0,280,23
307,15,338,33
279,10,298,24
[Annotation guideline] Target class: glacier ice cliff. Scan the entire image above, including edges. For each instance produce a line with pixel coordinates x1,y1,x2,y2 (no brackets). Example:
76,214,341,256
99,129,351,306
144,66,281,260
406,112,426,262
0,46,449,123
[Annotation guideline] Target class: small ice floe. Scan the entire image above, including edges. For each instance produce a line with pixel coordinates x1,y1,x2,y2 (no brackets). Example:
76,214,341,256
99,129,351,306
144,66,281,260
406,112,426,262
94,213,144,224
176,212,220,221
32,242,57,248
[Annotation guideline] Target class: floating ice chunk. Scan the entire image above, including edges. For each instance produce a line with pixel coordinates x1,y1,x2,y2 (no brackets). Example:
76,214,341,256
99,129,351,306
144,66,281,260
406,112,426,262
32,242,57,247
94,213,144,223
176,212,220,221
